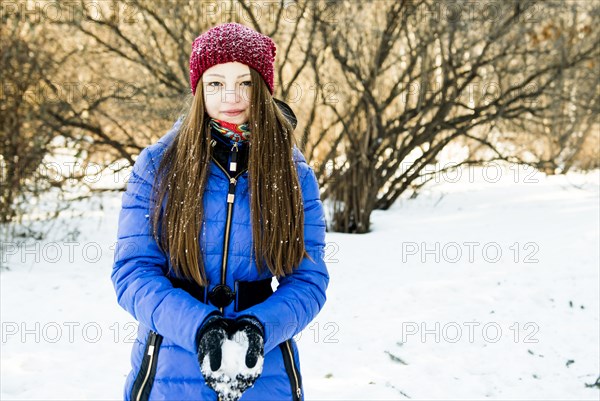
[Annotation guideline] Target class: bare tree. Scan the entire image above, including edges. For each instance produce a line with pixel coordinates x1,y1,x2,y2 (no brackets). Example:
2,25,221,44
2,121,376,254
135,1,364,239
1,14,64,226
302,0,599,232
496,4,600,174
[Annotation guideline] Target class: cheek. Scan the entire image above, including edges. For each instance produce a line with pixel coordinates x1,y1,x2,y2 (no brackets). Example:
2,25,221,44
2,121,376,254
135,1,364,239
204,90,217,104
204,92,219,115
235,86,250,105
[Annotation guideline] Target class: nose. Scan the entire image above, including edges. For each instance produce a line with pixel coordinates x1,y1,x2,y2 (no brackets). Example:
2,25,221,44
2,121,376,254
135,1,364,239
221,85,242,104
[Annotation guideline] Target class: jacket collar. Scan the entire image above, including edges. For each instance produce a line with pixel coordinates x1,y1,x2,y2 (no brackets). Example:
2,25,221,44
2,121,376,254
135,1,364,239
273,98,298,130
210,127,249,177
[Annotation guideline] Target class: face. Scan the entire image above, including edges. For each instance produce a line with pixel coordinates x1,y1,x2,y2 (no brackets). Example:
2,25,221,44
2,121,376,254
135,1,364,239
202,62,252,124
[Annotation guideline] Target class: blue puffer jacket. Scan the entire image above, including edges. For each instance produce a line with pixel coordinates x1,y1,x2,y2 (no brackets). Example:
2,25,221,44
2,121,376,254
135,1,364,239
111,104,329,401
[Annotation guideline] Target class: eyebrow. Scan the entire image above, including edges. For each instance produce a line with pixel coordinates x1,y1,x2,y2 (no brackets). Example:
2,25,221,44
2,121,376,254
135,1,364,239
204,73,251,78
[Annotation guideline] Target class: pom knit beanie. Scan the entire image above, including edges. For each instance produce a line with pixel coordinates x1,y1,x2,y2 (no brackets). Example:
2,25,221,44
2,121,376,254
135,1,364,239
189,22,277,96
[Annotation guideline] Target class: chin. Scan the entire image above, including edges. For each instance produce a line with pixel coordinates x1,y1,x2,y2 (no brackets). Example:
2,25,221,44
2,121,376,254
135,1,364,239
221,113,248,124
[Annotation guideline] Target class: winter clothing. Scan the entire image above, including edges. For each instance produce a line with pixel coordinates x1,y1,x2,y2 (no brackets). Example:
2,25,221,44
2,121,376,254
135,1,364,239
111,99,328,400
197,315,265,400
189,22,277,95
209,118,251,143
234,316,265,369
196,316,263,372
196,316,233,372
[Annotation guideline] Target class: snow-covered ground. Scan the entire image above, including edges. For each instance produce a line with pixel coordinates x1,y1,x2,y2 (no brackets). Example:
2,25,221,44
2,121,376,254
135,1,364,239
1,163,599,400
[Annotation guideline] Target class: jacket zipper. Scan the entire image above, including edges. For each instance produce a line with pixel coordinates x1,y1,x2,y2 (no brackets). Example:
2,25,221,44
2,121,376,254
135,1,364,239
132,330,162,401
211,140,246,313
281,340,303,400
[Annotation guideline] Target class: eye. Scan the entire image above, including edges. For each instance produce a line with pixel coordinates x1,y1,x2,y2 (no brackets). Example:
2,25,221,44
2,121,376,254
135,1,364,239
207,82,222,87
240,80,252,87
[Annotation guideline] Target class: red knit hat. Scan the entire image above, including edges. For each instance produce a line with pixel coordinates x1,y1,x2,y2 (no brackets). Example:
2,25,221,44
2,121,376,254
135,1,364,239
189,22,276,96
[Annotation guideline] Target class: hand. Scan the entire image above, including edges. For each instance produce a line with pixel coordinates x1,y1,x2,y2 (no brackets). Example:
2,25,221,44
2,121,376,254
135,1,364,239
233,316,264,369
195,314,265,401
196,315,233,372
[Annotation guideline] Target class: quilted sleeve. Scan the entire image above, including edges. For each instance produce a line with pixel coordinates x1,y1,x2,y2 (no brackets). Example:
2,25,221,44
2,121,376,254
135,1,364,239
110,146,219,354
239,165,330,354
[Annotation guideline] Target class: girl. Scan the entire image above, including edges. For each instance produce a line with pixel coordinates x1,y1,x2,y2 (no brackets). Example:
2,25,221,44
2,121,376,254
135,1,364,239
111,22,329,401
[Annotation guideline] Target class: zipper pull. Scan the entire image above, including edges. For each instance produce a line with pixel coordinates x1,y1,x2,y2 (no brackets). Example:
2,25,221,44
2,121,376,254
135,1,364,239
230,142,239,172
210,139,217,148
227,177,237,203
148,331,158,356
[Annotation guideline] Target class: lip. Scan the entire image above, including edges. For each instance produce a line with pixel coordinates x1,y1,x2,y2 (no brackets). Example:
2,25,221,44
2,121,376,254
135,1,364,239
223,109,244,116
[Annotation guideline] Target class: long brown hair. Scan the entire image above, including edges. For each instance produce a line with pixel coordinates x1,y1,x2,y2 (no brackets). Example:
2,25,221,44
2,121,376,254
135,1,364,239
150,68,309,287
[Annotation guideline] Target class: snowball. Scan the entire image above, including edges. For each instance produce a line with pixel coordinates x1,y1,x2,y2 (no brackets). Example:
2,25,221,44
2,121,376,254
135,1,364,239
201,331,264,401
